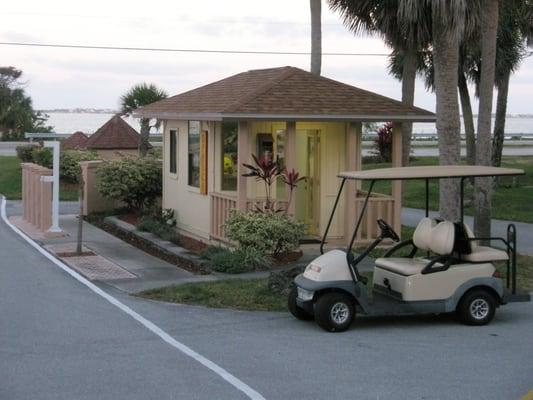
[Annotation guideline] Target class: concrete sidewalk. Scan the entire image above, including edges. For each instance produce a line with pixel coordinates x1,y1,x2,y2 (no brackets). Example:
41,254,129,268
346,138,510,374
6,201,198,293
402,207,533,256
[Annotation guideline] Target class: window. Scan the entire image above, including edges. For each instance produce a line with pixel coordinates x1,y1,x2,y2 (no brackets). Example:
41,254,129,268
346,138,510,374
188,121,201,187
221,122,238,191
169,129,177,174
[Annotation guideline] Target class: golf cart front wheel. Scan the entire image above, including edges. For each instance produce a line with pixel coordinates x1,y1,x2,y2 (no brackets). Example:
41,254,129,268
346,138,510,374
457,289,496,326
288,287,314,321
315,292,355,332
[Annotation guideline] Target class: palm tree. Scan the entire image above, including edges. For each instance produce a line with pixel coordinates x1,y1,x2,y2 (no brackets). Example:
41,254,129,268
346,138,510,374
328,0,432,167
120,83,168,156
398,1,476,220
310,0,322,75
474,0,500,238
491,0,533,167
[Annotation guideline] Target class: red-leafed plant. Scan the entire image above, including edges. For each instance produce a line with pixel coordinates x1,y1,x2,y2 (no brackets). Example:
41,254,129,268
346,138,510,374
372,122,393,162
281,168,306,215
242,154,306,214
242,154,282,212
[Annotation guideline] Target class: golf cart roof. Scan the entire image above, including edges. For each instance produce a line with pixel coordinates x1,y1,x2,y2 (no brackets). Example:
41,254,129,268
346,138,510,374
338,165,525,181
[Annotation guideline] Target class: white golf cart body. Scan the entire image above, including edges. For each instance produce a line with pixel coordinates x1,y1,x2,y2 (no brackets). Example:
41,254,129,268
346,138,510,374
292,165,529,328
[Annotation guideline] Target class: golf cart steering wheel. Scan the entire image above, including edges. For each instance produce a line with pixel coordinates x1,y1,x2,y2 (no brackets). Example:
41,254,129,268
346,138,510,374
377,219,400,242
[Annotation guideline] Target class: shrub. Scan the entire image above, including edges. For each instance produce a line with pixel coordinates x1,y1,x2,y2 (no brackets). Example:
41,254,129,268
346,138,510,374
268,266,305,295
32,147,53,168
372,122,393,162
202,246,270,274
224,211,305,256
16,144,39,162
96,157,162,211
138,215,176,242
60,150,99,183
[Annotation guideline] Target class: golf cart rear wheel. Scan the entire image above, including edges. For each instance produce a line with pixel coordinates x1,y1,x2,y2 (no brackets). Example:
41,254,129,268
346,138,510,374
457,289,496,326
315,292,355,332
288,287,314,321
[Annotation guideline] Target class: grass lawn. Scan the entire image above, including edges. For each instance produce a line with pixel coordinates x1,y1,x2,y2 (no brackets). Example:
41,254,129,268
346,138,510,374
363,156,533,223
138,278,287,312
0,156,78,200
137,247,533,312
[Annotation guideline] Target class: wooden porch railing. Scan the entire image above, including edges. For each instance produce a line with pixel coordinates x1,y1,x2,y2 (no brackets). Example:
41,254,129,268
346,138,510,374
210,191,395,244
245,198,289,213
210,192,237,242
353,190,395,244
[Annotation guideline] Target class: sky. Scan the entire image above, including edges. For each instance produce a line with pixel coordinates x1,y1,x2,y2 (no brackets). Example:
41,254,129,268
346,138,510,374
1,0,533,113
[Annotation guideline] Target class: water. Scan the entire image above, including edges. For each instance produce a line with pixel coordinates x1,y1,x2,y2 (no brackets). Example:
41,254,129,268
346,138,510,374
43,112,533,137
44,112,140,134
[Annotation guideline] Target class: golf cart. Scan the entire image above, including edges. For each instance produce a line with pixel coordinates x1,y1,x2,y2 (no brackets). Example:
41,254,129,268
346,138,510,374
289,165,531,332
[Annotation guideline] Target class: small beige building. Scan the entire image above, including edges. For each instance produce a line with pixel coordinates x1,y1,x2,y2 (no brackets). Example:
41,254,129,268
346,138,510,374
137,66,435,245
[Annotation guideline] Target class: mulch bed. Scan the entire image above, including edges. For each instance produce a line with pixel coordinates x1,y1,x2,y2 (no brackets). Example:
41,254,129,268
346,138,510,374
272,250,303,266
178,234,208,255
56,251,96,258
118,213,141,226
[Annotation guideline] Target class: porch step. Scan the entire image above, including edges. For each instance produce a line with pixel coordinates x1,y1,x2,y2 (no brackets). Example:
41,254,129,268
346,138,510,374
299,236,322,244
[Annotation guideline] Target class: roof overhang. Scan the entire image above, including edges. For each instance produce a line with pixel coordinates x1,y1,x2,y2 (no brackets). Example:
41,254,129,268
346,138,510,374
134,111,436,123
338,165,525,181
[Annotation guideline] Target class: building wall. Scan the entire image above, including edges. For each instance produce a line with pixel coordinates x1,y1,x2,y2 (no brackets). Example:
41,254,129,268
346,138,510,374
162,119,211,240
162,119,355,242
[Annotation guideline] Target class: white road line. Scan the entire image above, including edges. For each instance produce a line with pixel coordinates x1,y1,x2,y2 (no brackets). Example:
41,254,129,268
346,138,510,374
0,197,266,400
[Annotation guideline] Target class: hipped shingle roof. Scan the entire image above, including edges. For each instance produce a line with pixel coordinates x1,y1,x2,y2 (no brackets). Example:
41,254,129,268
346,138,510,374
137,66,435,122
85,115,142,150
62,131,88,150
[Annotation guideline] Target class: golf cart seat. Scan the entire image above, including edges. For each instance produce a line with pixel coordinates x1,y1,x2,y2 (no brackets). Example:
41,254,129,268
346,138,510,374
375,218,451,276
460,224,509,262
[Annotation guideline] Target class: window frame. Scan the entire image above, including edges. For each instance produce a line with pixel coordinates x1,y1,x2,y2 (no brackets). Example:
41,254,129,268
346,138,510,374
187,120,201,189
169,129,177,177
220,121,238,192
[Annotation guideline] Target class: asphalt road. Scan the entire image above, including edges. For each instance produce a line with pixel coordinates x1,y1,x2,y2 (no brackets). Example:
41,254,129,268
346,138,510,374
1,209,533,399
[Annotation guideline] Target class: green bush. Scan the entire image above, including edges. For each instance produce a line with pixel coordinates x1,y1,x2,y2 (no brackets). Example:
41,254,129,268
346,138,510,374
32,147,53,168
224,211,305,256
138,215,176,242
16,144,39,162
96,157,162,211
202,246,270,274
60,150,99,183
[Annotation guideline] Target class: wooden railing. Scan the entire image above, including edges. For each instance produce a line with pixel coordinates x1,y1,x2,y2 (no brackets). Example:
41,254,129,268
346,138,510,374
210,192,237,242
245,198,289,213
210,194,290,242
353,190,395,244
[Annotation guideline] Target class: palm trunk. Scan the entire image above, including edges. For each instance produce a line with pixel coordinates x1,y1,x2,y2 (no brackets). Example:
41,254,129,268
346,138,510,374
458,71,476,166
474,0,499,239
492,70,510,167
310,0,322,75
401,49,417,167
139,118,151,157
433,19,462,221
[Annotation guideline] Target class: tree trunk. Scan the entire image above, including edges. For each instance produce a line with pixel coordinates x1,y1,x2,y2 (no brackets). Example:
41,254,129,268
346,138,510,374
492,70,510,167
139,118,151,157
401,49,417,167
458,71,476,166
310,0,322,75
474,0,499,239
432,19,462,221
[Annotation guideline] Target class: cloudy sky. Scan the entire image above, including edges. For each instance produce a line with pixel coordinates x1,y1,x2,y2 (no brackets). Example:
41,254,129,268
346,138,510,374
1,0,533,113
